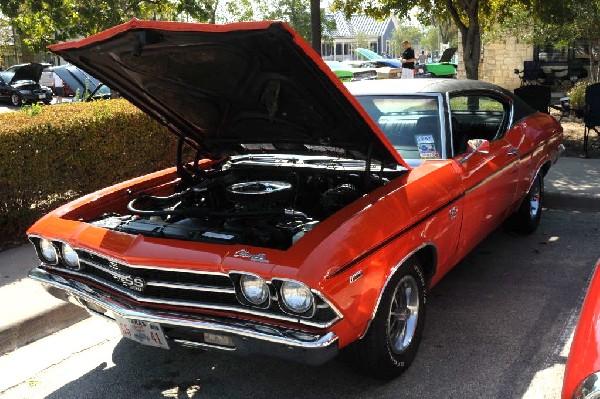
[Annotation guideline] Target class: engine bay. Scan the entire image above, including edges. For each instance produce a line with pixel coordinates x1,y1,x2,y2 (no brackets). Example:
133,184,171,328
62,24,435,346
89,155,404,250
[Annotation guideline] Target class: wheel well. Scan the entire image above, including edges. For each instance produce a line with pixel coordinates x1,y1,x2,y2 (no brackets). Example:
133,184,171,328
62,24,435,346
414,245,437,285
540,160,552,177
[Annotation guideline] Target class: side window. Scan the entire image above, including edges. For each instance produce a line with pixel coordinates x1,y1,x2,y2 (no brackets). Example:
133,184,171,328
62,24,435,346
449,95,507,156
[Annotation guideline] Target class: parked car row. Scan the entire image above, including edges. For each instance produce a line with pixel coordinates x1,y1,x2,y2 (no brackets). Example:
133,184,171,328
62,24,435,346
0,62,112,106
0,63,54,106
345,47,458,78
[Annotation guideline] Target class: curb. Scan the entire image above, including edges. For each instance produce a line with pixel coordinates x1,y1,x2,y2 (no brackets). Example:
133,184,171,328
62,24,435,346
545,192,600,213
0,280,89,355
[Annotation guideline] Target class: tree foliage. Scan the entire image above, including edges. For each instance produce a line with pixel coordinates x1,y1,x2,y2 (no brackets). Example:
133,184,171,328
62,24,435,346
1,0,177,52
330,0,524,80
393,23,422,48
0,0,332,56
487,0,600,82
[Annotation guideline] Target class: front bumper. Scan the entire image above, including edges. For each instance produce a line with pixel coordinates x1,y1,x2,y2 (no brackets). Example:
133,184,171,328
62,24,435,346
29,266,339,365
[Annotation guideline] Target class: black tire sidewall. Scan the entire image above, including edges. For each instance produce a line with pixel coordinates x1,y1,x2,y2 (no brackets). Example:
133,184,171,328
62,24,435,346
361,257,427,379
512,173,543,234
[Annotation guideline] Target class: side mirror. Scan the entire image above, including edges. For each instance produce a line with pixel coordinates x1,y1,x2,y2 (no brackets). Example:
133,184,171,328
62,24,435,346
460,139,490,163
467,139,490,154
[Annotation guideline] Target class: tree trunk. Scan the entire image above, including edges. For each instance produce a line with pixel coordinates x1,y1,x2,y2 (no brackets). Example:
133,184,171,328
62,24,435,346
11,24,19,64
445,0,481,80
461,23,481,80
310,0,321,55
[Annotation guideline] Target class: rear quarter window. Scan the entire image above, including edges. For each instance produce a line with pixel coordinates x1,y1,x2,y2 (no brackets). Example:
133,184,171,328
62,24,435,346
449,94,508,156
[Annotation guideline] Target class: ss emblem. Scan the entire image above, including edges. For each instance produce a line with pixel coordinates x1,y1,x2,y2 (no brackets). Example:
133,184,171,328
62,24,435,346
114,274,146,292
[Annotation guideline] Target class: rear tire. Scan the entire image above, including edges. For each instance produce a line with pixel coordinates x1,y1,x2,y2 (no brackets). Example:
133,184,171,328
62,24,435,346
507,172,543,234
348,257,427,380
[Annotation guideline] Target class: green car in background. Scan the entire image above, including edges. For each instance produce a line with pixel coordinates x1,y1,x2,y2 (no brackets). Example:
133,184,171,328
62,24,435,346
425,48,458,78
324,61,377,82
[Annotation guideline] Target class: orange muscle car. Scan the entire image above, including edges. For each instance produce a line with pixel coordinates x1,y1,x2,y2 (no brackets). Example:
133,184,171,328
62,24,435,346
28,20,564,379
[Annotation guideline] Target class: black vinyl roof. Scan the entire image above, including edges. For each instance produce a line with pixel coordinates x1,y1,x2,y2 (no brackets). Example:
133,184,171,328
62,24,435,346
347,78,538,123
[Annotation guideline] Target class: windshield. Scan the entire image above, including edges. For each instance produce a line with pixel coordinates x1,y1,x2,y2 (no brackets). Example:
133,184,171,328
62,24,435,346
355,95,443,161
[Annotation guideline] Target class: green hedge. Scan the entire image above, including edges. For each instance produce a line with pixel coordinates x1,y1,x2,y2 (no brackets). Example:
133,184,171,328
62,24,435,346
0,99,180,248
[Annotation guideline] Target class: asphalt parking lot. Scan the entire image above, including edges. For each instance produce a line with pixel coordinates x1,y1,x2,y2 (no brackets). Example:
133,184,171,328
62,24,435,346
1,209,599,398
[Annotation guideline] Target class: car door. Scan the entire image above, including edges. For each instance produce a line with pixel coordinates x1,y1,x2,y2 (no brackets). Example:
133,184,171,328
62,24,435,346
448,92,520,257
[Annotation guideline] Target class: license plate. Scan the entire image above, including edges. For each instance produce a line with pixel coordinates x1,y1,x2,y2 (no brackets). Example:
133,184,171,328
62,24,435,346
38,94,45,99
115,315,169,349
204,332,235,348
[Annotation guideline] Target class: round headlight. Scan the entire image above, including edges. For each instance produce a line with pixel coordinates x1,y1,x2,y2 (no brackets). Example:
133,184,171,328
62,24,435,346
62,243,80,269
240,274,269,306
39,238,57,263
281,280,313,314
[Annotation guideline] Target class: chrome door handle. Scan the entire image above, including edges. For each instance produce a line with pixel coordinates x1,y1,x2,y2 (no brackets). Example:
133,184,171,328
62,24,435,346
507,149,520,156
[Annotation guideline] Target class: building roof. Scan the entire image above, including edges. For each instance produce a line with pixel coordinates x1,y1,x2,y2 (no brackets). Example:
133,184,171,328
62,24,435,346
324,12,393,38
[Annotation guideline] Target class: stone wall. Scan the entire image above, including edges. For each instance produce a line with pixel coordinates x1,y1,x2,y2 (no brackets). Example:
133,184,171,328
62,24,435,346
456,35,532,91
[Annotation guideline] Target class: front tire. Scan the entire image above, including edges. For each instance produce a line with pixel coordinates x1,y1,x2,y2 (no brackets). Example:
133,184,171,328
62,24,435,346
507,172,543,234
350,257,427,380
10,93,21,106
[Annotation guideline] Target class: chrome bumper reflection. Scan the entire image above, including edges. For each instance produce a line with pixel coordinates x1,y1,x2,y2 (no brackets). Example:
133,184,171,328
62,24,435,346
29,267,339,365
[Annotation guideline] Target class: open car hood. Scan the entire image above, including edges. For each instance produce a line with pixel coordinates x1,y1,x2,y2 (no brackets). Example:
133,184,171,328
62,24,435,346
355,48,401,68
48,20,407,168
356,47,383,61
10,63,45,84
438,48,457,63
50,64,111,101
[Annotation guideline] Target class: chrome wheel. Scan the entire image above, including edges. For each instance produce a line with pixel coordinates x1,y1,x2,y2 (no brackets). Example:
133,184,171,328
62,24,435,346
10,93,21,106
349,259,426,379
529,177,541,218
387,275,420,354
505,172,543,234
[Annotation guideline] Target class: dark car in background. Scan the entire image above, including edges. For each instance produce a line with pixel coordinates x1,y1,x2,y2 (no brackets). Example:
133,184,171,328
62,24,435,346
5,62,55,87
0,63,53,106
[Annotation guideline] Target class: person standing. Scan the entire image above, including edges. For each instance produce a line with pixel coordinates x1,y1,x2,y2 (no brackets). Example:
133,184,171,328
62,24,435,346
418,50,427,65
53,73,64,103
401,41,416,79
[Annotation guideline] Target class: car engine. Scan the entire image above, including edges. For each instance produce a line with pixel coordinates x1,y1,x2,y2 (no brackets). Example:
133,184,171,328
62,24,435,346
88,157,400,250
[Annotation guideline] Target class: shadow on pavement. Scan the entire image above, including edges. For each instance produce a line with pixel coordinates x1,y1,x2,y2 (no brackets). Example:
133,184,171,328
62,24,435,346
42,210,600,399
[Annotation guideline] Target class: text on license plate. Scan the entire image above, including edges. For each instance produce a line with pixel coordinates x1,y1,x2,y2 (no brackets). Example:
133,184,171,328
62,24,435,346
115,315,169,349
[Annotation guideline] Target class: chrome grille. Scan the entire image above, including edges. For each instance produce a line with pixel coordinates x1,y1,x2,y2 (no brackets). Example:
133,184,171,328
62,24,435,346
73,250,238,306
39,246,340,328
